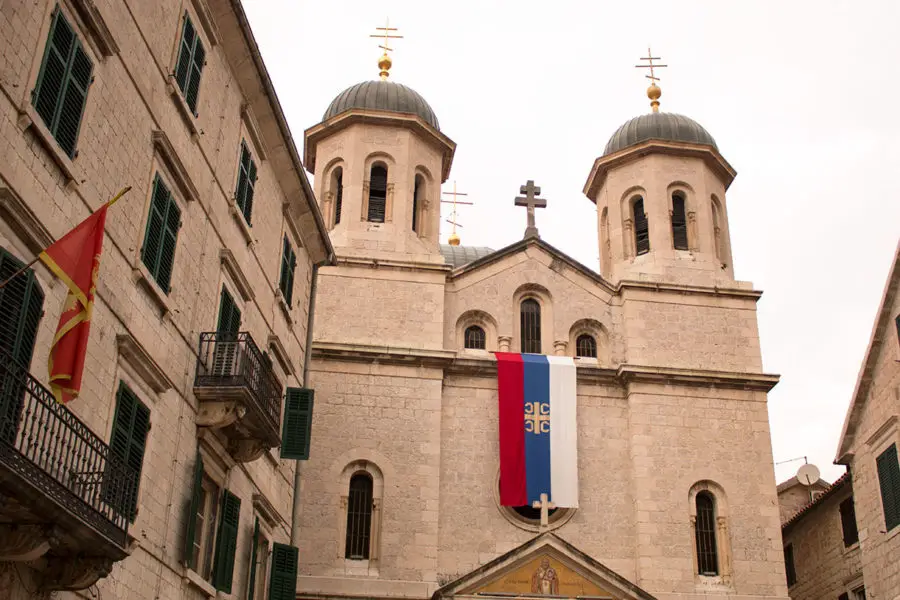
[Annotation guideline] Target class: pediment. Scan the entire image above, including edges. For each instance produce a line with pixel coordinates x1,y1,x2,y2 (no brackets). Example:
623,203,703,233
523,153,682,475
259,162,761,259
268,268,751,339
434,533,656,600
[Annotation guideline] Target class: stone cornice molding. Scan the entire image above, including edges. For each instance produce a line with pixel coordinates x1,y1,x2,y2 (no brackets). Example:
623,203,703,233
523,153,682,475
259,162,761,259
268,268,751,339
0,187,55,254
219,249,254,301
334,255,452,273
189,0,220,46
151,130,200,203
116,333,174,393
267,334,295,376
240,103,267,160
617,279,762,301
252,493,283,529
312,343,779,391
71,0,119,57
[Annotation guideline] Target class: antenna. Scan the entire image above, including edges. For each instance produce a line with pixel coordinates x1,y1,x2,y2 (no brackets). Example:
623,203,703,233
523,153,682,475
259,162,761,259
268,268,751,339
796,464,821,487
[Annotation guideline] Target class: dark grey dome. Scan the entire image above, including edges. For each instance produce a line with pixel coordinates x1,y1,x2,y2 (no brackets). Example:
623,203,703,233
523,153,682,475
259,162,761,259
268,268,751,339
440,244,495,268
324,80,439,130
603,112,717,156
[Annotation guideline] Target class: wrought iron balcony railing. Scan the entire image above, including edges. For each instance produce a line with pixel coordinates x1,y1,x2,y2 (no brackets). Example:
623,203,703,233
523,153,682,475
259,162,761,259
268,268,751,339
0,356,136,549
194,331,282,444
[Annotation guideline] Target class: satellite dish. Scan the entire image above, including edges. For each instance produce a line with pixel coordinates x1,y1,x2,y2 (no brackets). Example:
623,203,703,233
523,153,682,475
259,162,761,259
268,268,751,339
797,464,821,486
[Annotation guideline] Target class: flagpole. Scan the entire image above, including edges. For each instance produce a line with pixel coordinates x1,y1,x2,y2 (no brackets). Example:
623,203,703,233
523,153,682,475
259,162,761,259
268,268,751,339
0,186,131,289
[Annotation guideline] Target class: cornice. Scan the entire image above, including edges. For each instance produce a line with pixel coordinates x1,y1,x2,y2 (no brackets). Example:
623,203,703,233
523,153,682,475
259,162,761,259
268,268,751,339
151,130,200,203
334,255,452,274
617,279,762,301
311,343,779,391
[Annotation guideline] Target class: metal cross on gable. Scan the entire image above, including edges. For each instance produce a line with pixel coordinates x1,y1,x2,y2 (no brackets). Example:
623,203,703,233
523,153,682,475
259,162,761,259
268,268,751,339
514,180,547,239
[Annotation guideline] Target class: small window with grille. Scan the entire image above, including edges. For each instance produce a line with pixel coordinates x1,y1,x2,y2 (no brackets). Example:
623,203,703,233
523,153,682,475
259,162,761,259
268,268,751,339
671,192,688,250
368,165,387,223
575,334,597,358
520,299,541,354
633,197,650,255
695,492,719,576
464,325,486,350
345,473,373,560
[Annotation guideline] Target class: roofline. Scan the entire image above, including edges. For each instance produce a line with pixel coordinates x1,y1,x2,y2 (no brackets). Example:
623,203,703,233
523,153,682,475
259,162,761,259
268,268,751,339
782,472,850,533
582,140,737,200
776,476,828,494
304,109,457,182
227,0,334,265
835,238,900,463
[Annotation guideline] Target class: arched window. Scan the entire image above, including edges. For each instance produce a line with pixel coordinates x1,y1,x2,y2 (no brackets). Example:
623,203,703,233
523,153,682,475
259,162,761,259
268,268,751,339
368,165,387,223
695,492,719,575
711,197,724,261
633,197,650,255
464,325,486,350
575,334,597,358
332,167,343,226
412,174,424,234
671,192,688,250
599,207,611,276
520,299,541,354
345,473,373,560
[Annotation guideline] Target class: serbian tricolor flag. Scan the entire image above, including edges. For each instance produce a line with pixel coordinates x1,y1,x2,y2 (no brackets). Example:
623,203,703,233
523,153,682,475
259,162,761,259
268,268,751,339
497,353,578,508
39,188,127,403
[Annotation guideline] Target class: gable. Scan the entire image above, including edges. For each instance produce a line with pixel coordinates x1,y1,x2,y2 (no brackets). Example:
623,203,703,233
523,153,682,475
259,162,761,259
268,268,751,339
434,533,655,600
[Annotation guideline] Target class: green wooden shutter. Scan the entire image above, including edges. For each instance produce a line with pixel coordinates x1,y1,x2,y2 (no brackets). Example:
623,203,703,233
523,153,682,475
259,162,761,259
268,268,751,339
235,142,256,225
174,15,195,93
32,8,93,158
267,543,298,600
634,198,650,255
185,34,205,114
281,388,314,460
279,237,294,305
107,382,150,519
246,517,260,600
212,490,241,593
244,158,257,225
142,174,179,292
183,451,205,568
876,444,900,531
217,287,242,334
157,191,181,293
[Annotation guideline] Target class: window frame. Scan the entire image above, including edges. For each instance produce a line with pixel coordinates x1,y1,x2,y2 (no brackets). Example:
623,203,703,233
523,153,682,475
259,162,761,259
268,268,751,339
464,325,486,350
173,11,206,115
345,472,374,560
332,167,343,227
575,334,597,358
234,140,257,226
839,496,859,547
876,443,900,532
784,543,797,587
694,491,719,576
671,191,689,251
278,235,297,307
140,173,182,294
520,298,542,354
367,164,388,223
632,196,650,256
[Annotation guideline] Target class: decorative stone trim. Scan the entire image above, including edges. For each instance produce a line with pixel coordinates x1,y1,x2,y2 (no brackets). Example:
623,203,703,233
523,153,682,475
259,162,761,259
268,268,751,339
281,200,306,253
252,493,283,529
42,555,114,592
267,334,296,376
335,255,451,273
188,0,219,46
131,262,172,316
165,77,200,135
492,471,576,533
17,105,81,185
553,340,568,356
219,249,254,301
229,200,254,245
0,524,53,561
276,288,293,324
241,103,267,160
0,187,55,254
71,0,119,57
115,333,174,393
196,400,246,429
182,566,216,599
151,130,199,202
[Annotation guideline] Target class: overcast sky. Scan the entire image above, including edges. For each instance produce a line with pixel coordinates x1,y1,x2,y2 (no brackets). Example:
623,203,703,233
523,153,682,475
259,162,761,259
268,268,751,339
244,1,900,485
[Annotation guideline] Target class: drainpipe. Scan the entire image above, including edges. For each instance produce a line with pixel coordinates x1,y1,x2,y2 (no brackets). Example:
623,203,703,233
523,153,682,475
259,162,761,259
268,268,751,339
291,260,323,546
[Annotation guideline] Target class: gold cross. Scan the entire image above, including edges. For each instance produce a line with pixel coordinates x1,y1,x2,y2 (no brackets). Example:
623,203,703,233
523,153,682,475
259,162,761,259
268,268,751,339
636,47,667,112
532,493,556,529
370,18,403,79
524,401,550,434
441,181,473,244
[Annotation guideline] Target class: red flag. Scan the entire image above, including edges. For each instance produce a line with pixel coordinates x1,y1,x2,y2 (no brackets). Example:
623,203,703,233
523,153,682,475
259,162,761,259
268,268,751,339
39,187,128,403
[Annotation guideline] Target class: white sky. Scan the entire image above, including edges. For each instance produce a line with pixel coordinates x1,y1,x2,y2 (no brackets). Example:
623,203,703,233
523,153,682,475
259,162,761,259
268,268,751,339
243,1,900,484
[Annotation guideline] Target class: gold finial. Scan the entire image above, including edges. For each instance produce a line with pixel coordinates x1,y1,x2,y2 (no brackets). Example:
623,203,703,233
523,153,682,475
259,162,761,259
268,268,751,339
635,47,668,112
370,18,403,80
441,181,473,246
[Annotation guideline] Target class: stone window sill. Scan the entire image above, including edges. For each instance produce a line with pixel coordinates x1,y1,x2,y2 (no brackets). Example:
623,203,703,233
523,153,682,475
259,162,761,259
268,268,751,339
182,567,235,600
229,200,254,246
17,104,81,186
341,558,379,577
842,541,860,555
276,289,293,324
886,525,900,542
166,75,200,136
132,261,172,316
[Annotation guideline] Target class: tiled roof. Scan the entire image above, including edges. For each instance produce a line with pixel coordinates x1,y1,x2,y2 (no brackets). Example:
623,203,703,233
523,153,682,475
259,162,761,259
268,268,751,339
781,473,850,532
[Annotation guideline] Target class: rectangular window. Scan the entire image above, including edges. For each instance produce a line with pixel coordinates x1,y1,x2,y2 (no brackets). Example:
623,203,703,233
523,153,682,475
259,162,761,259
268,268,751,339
195,475,220,579
247,517,270,600
141,175,181,293
281,388,314,460
633,198,650,255
234,141,257,225
839,497,859,546
32,7,93,158
876,443,900,531
268,543,298,600
106,382,150,519
784,543,796,587
851,586,867,600
278,236,297,307
671,195,688,250
174,12,205,114
211,490,241,593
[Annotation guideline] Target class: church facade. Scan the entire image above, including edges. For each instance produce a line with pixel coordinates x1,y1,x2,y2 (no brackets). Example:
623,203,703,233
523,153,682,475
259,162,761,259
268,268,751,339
294,57,790,600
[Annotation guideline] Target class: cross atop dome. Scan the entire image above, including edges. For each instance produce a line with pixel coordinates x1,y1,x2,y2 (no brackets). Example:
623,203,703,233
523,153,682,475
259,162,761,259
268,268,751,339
635,47,667,113
370,18,403,80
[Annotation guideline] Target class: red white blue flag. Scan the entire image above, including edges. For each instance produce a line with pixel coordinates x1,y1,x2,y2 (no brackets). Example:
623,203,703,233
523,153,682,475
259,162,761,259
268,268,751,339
497,353,579,508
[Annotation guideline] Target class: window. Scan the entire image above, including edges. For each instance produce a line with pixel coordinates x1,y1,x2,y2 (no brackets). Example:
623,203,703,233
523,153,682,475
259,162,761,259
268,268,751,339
412,174,424,234
141,174,181,294
0,249,44,371
345,473,373,559
106,382,150,519
214,287,242,377
520,299,541,354
633,197,649,255
183,453,242,592
368,165,387,223
32,7,93,158
234,141,257,225
281,388,314,460
575,334,597,358
784,543,796,587
246,518,269,599
279,236,297,307
671,192,688,250
268,543,299,600
695,492,718,575
851,586,866,600
711,196,724,261
839,497,859,546
174,12,205,114
217,287,242,335
896,314,899,349
464,325,486,350
332,168,343,226
876,443,900,531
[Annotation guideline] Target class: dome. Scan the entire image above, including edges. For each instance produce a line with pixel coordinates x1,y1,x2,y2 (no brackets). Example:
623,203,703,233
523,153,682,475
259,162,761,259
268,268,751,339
324,80,440,131
603,112,717,156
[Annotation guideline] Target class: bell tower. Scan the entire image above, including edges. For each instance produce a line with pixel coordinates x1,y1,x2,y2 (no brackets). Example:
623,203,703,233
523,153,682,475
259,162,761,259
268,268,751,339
303,24,455,264
584,51,737,287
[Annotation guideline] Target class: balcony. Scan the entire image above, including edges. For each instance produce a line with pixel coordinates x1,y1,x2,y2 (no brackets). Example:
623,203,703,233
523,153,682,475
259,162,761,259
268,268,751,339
0,357,136,591
193,332,283,462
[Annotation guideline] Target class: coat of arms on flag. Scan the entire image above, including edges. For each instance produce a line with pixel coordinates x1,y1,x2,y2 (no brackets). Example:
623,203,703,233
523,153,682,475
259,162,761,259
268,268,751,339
496,353,578,510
